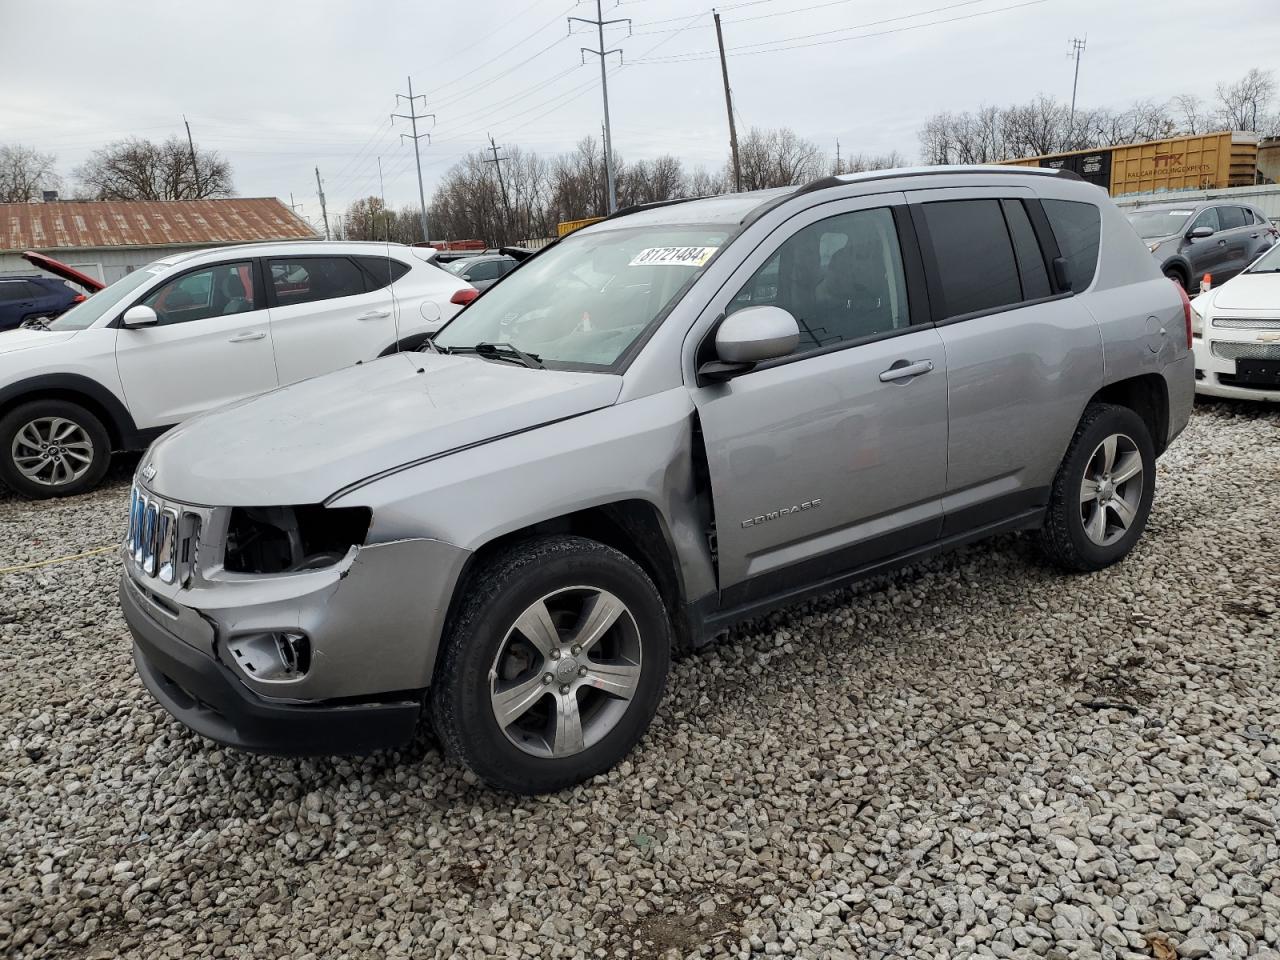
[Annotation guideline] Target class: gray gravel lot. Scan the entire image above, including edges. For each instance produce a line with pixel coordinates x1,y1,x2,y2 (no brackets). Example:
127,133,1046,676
1,401,1278,960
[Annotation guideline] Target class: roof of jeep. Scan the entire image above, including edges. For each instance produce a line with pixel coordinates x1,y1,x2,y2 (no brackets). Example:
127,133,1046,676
581,165,1078,233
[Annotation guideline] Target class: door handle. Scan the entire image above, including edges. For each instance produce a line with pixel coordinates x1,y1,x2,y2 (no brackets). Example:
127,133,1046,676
879,359,934,382
357,310,391,321
228,331,265,343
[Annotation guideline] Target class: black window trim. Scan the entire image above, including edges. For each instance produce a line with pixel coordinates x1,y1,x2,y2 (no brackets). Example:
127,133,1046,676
262,254,375,309
114,258,266,328
697,203,932,381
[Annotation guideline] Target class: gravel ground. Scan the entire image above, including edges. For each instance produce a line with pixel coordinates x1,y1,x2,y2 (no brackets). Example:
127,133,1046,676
1,400,1278,960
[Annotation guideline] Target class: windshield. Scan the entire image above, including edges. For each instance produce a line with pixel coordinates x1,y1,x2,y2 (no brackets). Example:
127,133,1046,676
1247,243,1280,273
1126,208,1195,239
433,224,732,368
442,259,472,276
48,265,166,330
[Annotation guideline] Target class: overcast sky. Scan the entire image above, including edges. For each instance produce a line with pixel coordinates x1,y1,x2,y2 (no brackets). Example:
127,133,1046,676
2,0,1278,230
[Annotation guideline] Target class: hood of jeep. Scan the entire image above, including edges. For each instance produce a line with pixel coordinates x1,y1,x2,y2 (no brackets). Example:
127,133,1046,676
145,352,623,505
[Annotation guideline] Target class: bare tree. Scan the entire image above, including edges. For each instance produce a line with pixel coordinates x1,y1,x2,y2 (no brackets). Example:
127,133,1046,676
839,150,908,174
1214,68,1276,132
0,144,60,202
737,127,827,190
1172,93,1206,135
75,136,233,201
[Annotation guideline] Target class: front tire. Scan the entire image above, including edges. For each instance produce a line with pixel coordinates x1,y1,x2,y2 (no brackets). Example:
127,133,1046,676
430,536,671,794
1039,403,1156,572
0,400,112,499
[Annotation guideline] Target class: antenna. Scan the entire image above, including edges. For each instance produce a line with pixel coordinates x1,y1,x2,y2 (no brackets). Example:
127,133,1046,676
377,156,403,356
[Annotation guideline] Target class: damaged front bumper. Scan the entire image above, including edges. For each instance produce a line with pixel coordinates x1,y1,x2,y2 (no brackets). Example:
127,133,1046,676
120,497,471,755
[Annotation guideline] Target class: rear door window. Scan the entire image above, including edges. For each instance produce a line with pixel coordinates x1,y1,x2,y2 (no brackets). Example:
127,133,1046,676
1217,206,1246,230
268,257,367,307
1001,200,1052,300
1042,199,1102,291
919,199,1023,317
465,260,503,282
1,281,39,301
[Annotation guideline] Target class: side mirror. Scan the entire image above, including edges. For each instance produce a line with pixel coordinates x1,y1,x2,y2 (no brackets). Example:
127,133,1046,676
461,274,472,281
699,305,800,382
1051,256,1074,292
121,305,158,328
1187,225,1214,240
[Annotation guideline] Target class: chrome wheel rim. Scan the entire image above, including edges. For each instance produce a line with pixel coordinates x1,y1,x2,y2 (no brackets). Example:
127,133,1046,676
489,586,642,759
11,417,95,487
1079,433,1143,547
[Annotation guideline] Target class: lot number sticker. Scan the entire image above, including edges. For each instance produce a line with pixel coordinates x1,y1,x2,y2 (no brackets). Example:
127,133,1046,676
629,246,718,267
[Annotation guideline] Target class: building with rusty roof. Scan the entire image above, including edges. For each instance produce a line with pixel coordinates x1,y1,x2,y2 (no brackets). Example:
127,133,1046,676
0,198,319,285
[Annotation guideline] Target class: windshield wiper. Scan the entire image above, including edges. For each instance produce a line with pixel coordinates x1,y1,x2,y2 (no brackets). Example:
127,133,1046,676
451,341,544,369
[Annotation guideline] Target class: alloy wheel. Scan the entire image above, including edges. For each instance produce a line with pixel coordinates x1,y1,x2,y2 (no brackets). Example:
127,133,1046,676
10,416,95,487
489,586,643,759
1079,433,1143,547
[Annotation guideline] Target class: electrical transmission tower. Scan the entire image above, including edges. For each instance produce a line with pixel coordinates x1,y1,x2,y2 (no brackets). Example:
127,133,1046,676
393,76,435,244
1067,37,1087,130
570,0,630,215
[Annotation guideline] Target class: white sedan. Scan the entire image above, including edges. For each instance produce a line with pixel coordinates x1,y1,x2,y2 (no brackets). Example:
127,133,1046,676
1191,241,1280,401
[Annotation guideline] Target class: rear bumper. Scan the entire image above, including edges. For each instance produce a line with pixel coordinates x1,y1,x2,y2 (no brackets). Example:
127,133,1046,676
123,575,421,756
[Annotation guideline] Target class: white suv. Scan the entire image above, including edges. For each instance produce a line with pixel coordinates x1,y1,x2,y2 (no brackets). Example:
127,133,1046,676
0,241,473,498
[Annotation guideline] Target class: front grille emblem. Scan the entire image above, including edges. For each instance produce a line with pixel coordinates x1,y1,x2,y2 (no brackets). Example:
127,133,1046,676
142,463,157,482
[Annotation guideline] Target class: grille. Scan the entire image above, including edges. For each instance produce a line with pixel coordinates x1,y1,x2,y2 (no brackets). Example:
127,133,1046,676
126,485,200,586
1212,317,1280,330
1211,341,1280,361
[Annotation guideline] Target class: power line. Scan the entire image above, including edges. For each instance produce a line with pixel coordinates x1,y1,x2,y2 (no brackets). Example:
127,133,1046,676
392,77,435,244
632,0,1048,63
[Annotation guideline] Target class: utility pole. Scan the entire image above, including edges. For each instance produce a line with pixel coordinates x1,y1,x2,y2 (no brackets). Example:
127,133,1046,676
484,134,512,232
289,192,303,216
570,1,630,215
183,115,200,198
835,138,842,175
713,10,741,193
314,166,330,240
1067,37,1086,132
393,76,435,244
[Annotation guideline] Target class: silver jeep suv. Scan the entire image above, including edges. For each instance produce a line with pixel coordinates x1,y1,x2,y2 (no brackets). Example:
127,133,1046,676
121,167,1194,793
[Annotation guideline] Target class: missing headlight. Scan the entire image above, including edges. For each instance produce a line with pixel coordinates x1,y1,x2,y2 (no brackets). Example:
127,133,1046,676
224,505,372,574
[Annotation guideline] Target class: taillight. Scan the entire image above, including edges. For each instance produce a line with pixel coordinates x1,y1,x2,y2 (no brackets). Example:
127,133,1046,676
450,288,478,306
1173,279,1192,349
72,294,86,303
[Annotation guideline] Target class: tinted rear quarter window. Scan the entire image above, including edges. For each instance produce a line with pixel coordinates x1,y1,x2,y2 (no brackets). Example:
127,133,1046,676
920,199,1022,318
355,256,411,290
1042,199,1101,291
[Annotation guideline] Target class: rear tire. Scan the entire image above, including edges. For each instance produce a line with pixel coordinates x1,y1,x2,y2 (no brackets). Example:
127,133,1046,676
0,400,112,499
1164,269,1187,291
430,535,671,794
1039,403,1155,572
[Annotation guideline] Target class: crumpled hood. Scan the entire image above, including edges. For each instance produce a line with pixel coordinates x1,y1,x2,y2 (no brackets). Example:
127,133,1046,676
1208,272,1279,311
146,352,623,506
0,328,77,355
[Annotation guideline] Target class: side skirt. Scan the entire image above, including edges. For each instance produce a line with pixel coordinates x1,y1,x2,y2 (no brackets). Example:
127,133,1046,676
686,506,1045,647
